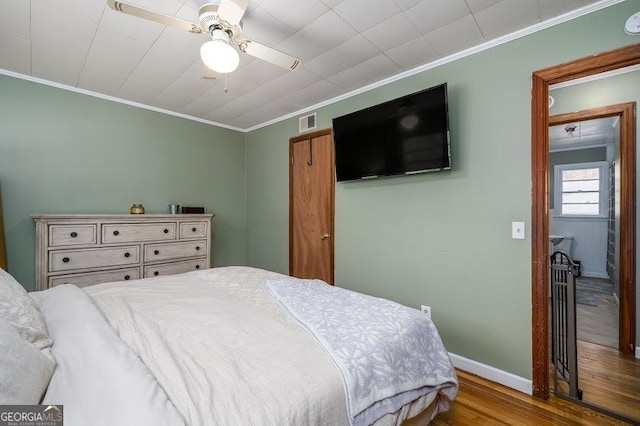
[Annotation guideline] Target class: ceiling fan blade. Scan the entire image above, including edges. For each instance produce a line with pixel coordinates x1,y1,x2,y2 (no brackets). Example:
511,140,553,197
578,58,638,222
107,0,202,34
216,0,249,26
240,40,301,71
201,65,220,80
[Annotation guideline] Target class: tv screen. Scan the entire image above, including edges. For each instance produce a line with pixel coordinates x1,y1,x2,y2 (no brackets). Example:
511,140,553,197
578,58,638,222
333,83,451,182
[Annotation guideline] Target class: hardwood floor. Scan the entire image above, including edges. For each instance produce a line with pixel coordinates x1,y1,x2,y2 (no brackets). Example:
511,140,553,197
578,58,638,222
576,277,618,349
432,370,634,425
575,340,640,421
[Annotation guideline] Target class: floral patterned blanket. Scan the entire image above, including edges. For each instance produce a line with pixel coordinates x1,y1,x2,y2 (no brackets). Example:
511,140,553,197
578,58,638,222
266,278,458,426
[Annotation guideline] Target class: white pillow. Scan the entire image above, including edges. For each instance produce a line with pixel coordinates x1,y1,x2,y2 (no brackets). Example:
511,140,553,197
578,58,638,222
0,317,55,404
0,268,53,352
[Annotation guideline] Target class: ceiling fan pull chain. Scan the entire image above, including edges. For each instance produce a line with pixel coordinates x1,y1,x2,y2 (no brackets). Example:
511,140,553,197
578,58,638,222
224,74,229,94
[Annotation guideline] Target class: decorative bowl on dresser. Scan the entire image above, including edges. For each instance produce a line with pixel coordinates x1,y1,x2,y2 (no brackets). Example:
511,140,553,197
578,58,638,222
32,214,213,291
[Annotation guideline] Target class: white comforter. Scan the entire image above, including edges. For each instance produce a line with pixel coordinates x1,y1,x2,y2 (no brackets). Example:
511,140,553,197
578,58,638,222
33,267,456,425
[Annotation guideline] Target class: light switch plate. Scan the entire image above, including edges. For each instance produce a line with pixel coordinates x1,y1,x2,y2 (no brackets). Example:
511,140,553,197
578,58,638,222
512,221,525,239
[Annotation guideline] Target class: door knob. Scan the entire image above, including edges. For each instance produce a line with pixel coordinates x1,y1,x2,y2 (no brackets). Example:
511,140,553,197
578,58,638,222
320,233,330,240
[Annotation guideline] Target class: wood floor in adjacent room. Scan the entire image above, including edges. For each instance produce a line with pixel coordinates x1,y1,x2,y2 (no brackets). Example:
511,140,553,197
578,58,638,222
575,340,640,421
432,370,633,425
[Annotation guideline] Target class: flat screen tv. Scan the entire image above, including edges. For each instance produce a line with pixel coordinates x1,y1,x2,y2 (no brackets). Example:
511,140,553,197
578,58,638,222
333,83,451,182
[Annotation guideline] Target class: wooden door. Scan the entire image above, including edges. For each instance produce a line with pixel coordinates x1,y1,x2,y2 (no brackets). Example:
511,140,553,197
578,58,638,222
289,129,335,284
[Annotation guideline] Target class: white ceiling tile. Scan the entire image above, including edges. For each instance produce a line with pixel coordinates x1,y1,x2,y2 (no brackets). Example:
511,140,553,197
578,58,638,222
392,0,423,11
117,74,170,104
37,0,106,24
538,0,599,20
384,36,439,69
319,0,344,7
425,14,484,56
242,6,297,47
174,3,202,22
297,10,357,50
334,0,401,32
125,0,183,16
76,69,126,96
78,26,151,94
99,3,166,44
260,0,328,31
231,98,304,128
262,68,318,93
283,80,344,107
303,51,350,78
328,54,401,89
0,0,606,129
0,34,31,74
362,13,420,52
464,0,501,13
31,39,87,86
328,35,380,68
151,62,219,110
130,54,192,87
30,3,97,87
275,32,328,62
208,95,268,122
473,0,541,37
405,0,471,34
0,0,30,40
217,94,263,114
31,1,97,50
227,59,288,92
181,86,236,117
155,26,204,60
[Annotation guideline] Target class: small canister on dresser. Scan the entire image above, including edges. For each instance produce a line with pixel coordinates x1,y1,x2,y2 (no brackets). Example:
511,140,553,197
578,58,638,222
130,204,145,214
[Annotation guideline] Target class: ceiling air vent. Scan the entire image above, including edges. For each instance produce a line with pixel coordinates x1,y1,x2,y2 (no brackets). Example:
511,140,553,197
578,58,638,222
299,113,317,133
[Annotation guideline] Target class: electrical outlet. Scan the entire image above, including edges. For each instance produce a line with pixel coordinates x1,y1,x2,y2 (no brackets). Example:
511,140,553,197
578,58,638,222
421,305,431,318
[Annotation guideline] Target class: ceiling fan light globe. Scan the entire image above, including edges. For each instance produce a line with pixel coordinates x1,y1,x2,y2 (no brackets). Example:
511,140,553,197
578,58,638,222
200,40,240,74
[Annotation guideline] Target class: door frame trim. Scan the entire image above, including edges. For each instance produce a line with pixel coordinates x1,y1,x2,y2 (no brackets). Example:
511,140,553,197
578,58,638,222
289,128,335,284
531,43,640,399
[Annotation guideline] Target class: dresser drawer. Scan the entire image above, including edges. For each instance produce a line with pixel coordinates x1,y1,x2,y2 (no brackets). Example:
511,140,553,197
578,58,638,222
49,224,97,246
179,221,208,239
144,240,207,262
102,223,177,243
144,259,206,278
49,246,140,272
49,267,140,288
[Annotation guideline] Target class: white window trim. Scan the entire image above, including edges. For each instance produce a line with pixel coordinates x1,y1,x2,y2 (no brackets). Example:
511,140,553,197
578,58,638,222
553,161,609,219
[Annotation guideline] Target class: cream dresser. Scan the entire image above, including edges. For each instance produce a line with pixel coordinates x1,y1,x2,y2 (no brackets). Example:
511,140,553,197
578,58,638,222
32,214,213,291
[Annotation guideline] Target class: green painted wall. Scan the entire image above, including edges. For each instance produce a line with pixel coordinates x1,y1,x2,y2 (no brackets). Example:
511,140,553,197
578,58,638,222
245,0,640,378
0,76,246,291
551,69,640,345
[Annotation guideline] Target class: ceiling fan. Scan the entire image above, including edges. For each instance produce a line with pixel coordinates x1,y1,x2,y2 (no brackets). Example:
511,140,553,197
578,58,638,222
107,0,301,75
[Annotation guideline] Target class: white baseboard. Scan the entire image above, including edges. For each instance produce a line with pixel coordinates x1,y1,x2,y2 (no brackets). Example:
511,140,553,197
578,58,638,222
636,346,640,359
580,271,610,279
448,352,532,395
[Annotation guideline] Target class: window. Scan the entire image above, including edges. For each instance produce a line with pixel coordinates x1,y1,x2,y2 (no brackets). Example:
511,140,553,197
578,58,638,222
554,161,608,217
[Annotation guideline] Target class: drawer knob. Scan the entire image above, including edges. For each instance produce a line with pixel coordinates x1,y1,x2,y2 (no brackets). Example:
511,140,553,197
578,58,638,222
192,227,197,232
154,271,159,276
154,250,159,255
195,265,200,269
70,232,78,238
163,229,169,234
195,246,200,251
124,275,130,280
113,230,120,236
62,257,70,263
124,252,131,258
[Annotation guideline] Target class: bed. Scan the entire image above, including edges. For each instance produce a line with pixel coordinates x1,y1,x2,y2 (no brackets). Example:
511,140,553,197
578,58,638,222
0,266,458,425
